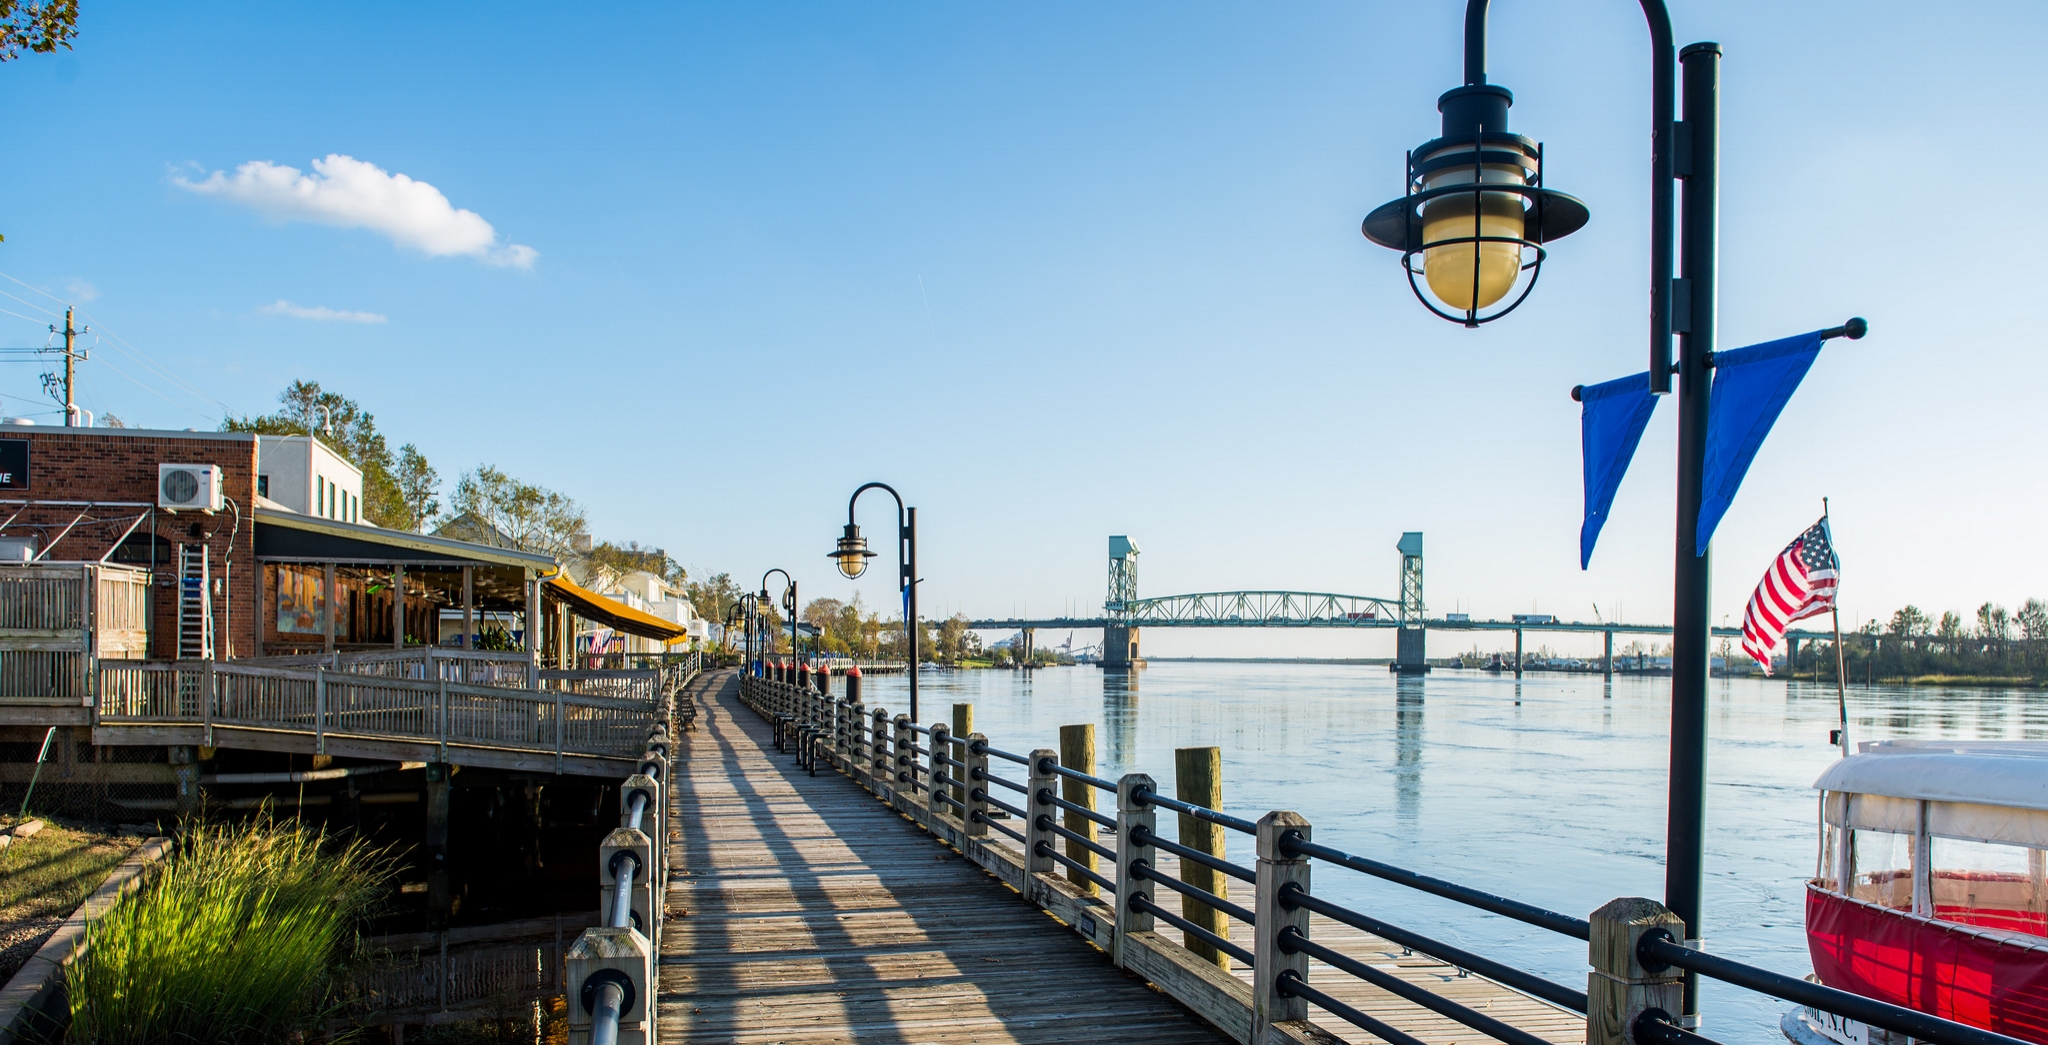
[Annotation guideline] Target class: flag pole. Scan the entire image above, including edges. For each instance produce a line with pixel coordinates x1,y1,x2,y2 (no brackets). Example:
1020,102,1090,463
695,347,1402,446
1825,497,1850,759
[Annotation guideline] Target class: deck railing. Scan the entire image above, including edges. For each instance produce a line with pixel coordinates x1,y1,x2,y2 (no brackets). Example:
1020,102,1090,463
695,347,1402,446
563,703,674,1045
96,660,678,772
738,673,2030,1045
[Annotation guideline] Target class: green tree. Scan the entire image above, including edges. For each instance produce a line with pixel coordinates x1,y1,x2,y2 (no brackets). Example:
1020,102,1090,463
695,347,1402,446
1936,611,1967,657
0,0,76,62
223,380,411,528
684,572,742,625
444,465,588,557
391,443,440,532
581,541,675,592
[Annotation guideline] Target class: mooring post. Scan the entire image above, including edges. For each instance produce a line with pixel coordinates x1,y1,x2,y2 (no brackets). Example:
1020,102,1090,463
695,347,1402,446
1060,723,1099,896
951,703,973,810
1113,772,1157,970
1175,745,1230,968
1025,747,1058,876
1588,897,1687,1045
1515,628,1525,678
1605,630,1615,680
1255,810,1313,1041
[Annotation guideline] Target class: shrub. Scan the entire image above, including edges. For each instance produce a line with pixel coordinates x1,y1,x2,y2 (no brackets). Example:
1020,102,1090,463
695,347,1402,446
67,814,393,1045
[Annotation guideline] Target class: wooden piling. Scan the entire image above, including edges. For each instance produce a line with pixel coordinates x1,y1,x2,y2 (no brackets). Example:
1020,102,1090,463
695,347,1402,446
1175,745,1230,968
1588,897,1686,1045
953,703,973,810
1059,723,1098,895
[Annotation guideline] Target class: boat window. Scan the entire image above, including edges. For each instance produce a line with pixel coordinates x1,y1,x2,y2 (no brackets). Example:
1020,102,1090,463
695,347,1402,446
1929,836,2047,937
1850,829,1915,909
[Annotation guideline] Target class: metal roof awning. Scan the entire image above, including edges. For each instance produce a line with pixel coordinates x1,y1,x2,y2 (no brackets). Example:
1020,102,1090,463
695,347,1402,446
254,509,558,570
547,575,690,643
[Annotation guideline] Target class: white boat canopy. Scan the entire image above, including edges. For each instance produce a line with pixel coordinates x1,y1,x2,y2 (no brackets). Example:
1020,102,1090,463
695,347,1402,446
1815,740,2048,849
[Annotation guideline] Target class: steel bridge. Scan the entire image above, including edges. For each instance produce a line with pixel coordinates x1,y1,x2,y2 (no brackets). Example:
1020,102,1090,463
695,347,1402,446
965,533,1830,674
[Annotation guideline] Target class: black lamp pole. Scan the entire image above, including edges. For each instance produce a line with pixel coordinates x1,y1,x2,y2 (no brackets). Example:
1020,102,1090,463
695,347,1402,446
831,482,918,724
761,569,795,676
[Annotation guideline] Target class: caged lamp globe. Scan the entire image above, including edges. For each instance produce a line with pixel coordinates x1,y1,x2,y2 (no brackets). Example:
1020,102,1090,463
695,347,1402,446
1361,83,1589,327
832,524,875,580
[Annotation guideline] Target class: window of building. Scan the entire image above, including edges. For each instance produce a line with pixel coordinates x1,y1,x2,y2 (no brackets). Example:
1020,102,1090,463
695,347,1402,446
257,475,269,498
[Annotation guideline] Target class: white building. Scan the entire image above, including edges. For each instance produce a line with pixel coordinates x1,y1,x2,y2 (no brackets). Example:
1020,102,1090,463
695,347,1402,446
255,435,365,524
583,568,703,654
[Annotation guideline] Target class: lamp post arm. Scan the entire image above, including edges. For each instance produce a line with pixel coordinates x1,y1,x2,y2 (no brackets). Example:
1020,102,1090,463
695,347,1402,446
848,481,905,525
1462,0,1676,394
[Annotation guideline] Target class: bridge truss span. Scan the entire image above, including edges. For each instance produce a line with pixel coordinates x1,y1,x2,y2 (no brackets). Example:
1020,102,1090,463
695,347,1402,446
1114,589,1402,628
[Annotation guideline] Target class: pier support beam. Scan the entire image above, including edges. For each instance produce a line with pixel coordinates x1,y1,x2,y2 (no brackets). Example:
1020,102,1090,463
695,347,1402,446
1605,631,1615,680
1392,626,1430,674
1515,629,1524,678
426,761,452,929
1102,624,1143,669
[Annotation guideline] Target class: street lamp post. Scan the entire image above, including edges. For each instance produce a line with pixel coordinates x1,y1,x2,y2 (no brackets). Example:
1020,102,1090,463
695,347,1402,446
761,569,796,682
829,482,918,724
1357,2,1708,1026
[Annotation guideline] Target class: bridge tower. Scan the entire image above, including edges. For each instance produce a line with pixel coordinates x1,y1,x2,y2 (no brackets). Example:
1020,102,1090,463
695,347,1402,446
1391,531,1430,674
1102,536,1144,669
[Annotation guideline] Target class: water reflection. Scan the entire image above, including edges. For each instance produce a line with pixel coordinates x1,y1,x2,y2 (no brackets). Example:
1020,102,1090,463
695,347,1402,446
1103,669,1139,768
1394,676,1424,825
868,665,2048,1045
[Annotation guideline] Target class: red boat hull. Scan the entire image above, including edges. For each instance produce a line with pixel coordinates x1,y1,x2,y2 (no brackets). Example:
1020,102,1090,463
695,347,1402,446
1807,885,2048,1044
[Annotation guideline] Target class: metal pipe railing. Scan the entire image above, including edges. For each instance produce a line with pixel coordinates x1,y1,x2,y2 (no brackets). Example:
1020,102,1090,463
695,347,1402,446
731,669,2029,1045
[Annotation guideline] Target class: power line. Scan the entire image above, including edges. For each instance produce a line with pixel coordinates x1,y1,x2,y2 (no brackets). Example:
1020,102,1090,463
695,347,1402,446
0,289,59,318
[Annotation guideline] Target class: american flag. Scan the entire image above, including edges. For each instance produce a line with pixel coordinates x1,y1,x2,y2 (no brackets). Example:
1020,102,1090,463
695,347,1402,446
1740,517,1840,674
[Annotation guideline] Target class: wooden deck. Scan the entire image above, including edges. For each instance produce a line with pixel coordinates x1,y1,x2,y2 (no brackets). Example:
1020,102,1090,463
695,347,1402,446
659,672,1586,1045
658,671,1231,1043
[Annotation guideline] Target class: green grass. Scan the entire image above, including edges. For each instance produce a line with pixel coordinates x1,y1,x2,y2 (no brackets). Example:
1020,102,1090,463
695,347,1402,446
0,822,134,922
67,814,394,1045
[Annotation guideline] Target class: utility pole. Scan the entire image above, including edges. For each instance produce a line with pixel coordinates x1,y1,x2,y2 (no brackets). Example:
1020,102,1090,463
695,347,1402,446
44,308,87,426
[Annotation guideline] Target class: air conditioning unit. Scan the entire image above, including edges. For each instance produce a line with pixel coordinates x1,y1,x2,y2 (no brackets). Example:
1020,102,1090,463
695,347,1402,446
158,464,223,513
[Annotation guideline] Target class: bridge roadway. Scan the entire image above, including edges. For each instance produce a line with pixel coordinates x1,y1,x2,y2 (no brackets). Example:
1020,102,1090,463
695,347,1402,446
968,612,1823,642
658,671,1584,1044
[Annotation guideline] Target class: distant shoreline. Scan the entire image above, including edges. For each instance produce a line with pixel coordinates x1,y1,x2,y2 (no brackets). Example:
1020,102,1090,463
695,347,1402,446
1141,656,1395,665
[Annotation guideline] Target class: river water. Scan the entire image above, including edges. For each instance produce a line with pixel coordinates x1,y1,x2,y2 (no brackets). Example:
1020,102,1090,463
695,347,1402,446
854,662,2048,1045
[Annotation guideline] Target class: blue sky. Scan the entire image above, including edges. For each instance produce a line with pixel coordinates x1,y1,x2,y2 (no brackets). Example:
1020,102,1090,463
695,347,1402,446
2,1,2040,657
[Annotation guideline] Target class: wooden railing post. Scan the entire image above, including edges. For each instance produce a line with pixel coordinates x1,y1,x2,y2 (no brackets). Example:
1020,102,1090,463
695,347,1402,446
951,703,973,811
1060,723,1099,895
1255,811,1312,1041
314,665,327,756
1176,745,1230,968
965,732,990,838
928,723,951,825
847,699,865,780
893,715,914,799
871,708,891,801
1113,772,1157,970
1589,898,1686,1045
1025,748,1058,876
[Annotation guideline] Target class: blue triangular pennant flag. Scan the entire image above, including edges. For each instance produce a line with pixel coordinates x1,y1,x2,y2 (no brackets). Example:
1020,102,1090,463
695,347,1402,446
1579,371,1660,569
1695,330,1827,556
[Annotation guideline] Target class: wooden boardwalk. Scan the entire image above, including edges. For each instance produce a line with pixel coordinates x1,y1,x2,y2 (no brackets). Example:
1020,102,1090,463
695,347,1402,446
658,671,1583,1045
658,671,1229,1043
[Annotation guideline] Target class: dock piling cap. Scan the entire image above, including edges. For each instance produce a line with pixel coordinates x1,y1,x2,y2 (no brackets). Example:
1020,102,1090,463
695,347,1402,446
848,664,862,677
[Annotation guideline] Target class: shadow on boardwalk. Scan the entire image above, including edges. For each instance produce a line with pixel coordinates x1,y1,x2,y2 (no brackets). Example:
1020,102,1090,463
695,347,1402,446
657,670,1229,1044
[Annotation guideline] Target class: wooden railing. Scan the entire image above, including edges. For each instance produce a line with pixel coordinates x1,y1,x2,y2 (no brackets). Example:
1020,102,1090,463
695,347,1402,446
0,562,149,704
248,648,538,688
96,661,669,772
737,674,2028,1045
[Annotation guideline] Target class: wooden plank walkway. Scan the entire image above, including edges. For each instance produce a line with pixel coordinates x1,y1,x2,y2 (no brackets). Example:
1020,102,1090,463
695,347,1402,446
657,671,1230,1043
658,671,1583,1045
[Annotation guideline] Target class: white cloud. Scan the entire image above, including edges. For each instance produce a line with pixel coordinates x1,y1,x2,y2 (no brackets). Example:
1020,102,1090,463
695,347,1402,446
65,280,99,303
257,300,388,324
176,154,537,268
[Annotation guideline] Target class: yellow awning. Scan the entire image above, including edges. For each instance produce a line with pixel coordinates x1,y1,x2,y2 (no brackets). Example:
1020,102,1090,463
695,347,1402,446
546,575,691,644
